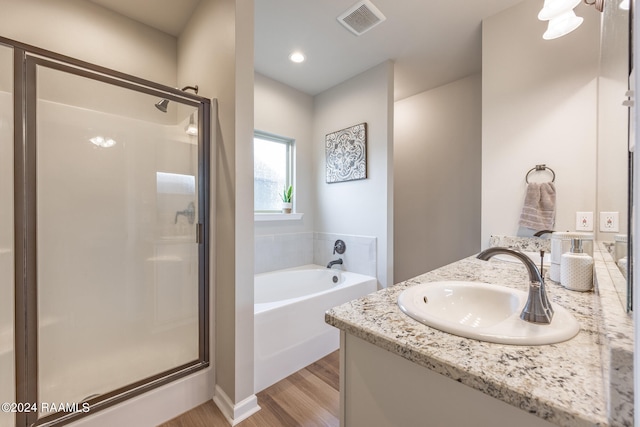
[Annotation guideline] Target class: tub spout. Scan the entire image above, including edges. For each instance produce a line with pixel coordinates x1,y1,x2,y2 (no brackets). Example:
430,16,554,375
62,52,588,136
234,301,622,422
327,258,343,269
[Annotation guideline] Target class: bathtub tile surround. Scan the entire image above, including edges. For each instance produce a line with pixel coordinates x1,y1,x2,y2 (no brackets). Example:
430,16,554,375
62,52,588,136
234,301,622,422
313,232,377,277
254,232,314,274
326,245,632,426
255,231,377,278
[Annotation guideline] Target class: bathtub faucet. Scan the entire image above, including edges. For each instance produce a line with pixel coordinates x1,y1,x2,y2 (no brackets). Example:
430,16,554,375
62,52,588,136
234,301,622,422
327,258,343,269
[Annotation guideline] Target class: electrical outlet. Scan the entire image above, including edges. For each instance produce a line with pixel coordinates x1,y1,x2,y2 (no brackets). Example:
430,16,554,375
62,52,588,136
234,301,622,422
576,212,593,231
600,212,619,232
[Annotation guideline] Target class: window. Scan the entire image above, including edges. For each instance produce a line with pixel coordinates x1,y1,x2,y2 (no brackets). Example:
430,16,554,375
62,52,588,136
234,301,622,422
254,131,293,212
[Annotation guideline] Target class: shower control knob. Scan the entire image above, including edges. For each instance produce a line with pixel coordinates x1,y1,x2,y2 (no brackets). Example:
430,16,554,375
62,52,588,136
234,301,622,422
333,240,346,255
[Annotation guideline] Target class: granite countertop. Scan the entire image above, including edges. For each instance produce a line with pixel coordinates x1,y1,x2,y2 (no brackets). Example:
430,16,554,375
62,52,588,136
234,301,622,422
326,250,619,427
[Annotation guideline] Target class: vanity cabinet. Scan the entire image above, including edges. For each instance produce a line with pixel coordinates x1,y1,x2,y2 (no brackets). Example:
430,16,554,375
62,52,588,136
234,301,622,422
340,333,553,427
325,251,625,426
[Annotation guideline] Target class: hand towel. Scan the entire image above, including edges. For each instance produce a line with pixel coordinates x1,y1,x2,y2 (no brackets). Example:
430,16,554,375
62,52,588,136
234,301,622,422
519,182,556,230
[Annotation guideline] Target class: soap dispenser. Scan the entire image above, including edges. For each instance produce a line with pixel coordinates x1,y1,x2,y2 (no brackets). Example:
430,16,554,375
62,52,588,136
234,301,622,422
560,239,593,292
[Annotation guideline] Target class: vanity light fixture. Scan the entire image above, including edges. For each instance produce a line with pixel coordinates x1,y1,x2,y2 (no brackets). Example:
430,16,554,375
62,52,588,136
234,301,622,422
583,0,604,11
89,136,116,148
289,51,305,63
542,9,584,39
185,113,198,136
538,0,583,40
538,0,603,40
538,0,581,20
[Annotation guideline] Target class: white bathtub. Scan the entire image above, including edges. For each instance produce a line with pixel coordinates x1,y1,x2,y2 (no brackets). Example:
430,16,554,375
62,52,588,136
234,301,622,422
254,265,377,393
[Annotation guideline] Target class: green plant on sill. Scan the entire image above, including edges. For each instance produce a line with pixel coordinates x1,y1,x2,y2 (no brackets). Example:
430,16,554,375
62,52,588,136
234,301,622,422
281,185,293,203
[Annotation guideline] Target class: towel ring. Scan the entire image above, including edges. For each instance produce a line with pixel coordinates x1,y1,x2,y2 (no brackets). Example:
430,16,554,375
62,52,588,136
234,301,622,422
525,164,555,184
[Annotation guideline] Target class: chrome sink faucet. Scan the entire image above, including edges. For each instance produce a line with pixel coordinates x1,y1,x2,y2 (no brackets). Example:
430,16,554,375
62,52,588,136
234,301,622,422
327,258,343,269
476,247,553,325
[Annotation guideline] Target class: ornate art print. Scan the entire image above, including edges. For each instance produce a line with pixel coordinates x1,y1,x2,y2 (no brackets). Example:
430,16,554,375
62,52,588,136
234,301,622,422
325,123,367,183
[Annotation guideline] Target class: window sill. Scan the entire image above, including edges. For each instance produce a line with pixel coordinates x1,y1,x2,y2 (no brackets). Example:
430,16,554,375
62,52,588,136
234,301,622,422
254,213,304,222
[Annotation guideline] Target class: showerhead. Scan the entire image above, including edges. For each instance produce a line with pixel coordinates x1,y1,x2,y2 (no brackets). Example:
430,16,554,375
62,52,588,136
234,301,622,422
155,98,170,113
154,85,199,113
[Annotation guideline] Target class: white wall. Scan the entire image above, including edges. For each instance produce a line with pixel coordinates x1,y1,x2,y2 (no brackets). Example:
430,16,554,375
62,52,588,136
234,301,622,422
0,0,177,86
254,73,379,279
179,0,258,420
482,0,600,247
313,61,394,287
598,3,630,240
254,73,314,236
394,74,482,283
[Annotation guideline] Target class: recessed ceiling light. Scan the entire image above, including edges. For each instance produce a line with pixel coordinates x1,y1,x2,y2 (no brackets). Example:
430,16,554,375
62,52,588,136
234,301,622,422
289,52,305,63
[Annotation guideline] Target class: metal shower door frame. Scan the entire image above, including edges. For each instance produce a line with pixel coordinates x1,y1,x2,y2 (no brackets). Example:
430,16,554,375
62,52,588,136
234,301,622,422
7,36,211,427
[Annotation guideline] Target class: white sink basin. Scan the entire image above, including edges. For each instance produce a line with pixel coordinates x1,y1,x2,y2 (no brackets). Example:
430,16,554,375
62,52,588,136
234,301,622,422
397,281,580,345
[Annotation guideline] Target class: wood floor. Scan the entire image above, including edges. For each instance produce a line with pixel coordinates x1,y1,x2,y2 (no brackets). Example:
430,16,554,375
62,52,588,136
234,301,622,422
157,351,340,427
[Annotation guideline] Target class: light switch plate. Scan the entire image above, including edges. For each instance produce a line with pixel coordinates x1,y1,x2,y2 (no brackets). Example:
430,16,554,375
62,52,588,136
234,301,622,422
576,212,593,231
600,212,619,233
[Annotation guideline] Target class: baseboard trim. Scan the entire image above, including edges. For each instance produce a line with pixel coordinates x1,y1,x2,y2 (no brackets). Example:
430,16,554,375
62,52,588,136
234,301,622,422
212,385,261,426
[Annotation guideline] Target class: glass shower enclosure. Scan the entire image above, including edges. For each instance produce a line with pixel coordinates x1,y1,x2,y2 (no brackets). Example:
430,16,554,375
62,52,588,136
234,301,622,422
1,37,210,427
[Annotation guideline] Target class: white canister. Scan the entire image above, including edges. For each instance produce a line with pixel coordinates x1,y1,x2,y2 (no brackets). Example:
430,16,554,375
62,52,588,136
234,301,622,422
550,232,594,282
560,239,594,291
614,234,628,261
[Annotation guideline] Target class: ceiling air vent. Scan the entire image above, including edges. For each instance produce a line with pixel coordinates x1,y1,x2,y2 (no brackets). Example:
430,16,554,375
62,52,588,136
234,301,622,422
337,0,387,36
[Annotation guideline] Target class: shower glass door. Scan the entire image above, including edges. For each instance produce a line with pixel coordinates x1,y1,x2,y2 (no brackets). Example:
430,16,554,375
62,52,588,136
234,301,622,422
15,53,209,426
0,44,14,427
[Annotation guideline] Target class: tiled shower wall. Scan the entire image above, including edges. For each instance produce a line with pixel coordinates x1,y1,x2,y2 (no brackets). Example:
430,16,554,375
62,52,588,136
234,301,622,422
255,232,377,278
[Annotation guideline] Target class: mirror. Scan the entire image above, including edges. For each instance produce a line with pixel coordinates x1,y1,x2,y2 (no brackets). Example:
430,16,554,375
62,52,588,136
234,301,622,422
598,1,631,310
254,0,632,301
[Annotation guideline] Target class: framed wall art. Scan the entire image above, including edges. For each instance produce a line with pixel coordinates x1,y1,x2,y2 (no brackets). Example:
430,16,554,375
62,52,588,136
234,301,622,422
325,122,367,183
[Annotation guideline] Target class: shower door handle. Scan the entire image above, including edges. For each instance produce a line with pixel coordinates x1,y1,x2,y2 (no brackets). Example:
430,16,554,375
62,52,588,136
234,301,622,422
196,223,203,244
